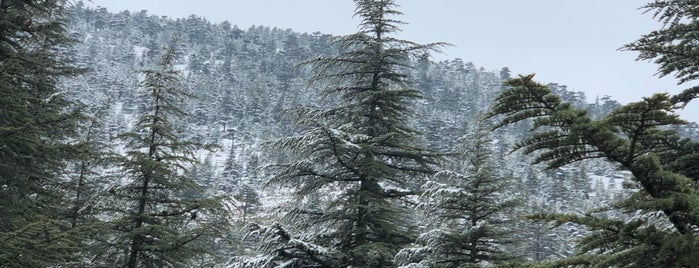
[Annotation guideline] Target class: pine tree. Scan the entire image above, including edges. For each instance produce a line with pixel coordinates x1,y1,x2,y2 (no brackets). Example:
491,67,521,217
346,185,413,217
267,0,446,266
101,41,229,267
235,183,260,222
488,74,699,267
396,123,519,267
228,222,343,268
622,0,699,106
66,107,107,229
487,1,699,266
0,0,88,265
59,104,116,264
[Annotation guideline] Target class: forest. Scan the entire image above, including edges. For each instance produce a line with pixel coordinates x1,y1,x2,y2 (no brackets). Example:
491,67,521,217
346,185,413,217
1,0,699,267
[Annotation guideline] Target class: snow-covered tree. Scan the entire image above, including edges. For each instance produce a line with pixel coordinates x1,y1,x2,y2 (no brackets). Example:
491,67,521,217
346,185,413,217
267,0,446,266
397,123,519,267
235,183,261,222
99,42,229,267
41,2,699,265
227,222,343,268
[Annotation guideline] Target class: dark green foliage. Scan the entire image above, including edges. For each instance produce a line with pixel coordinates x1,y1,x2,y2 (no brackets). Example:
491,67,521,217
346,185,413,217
229,222,344,267
623,0,699,95
489,74,699,267
397,123,519,267
99,42,229,267
622,0,699,105
235,183,261,222
0,0,88,265
267,0,446,266
57,105,116,264
61,2,699,265
66,108,106,229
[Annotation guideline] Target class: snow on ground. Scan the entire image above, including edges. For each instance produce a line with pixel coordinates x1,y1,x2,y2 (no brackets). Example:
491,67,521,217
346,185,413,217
132,45,148,61
206,138,233,173
589,170,630,192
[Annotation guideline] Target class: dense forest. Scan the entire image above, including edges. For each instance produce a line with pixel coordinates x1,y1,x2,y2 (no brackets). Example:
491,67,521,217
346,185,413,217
1,0,699,267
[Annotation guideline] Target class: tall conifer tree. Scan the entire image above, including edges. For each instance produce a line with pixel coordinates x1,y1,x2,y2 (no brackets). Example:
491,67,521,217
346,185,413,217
397,123,519,267
489,76,699,266
269,0,445,266
0,0,87,265
101,41,228,267
488,1,699,265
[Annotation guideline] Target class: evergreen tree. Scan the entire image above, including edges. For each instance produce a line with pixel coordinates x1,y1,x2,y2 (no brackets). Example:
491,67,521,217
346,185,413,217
59,104,116,264
487,1,699,266
396,123,519,267
0,0,88,265
235,183,260,222
622,0,699,106
489,74,699,267
268,0,445,266
66,107,107,229
101,42,229,267
228,222,343,268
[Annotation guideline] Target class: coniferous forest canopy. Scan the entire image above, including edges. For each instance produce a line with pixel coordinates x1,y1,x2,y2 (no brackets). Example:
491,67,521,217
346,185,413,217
1,0,699,267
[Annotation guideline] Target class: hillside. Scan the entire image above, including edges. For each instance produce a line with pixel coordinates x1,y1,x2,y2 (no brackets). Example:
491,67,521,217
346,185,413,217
57,3,699,265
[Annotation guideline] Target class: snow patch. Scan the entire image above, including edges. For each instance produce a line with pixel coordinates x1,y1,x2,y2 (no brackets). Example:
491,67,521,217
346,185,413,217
132,45,148,61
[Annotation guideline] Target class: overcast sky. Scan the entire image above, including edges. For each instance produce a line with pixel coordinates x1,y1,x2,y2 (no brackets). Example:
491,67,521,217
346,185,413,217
84,0,698,122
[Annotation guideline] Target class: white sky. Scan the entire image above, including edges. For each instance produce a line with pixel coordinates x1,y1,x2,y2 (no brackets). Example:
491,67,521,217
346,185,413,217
83,0,698,122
